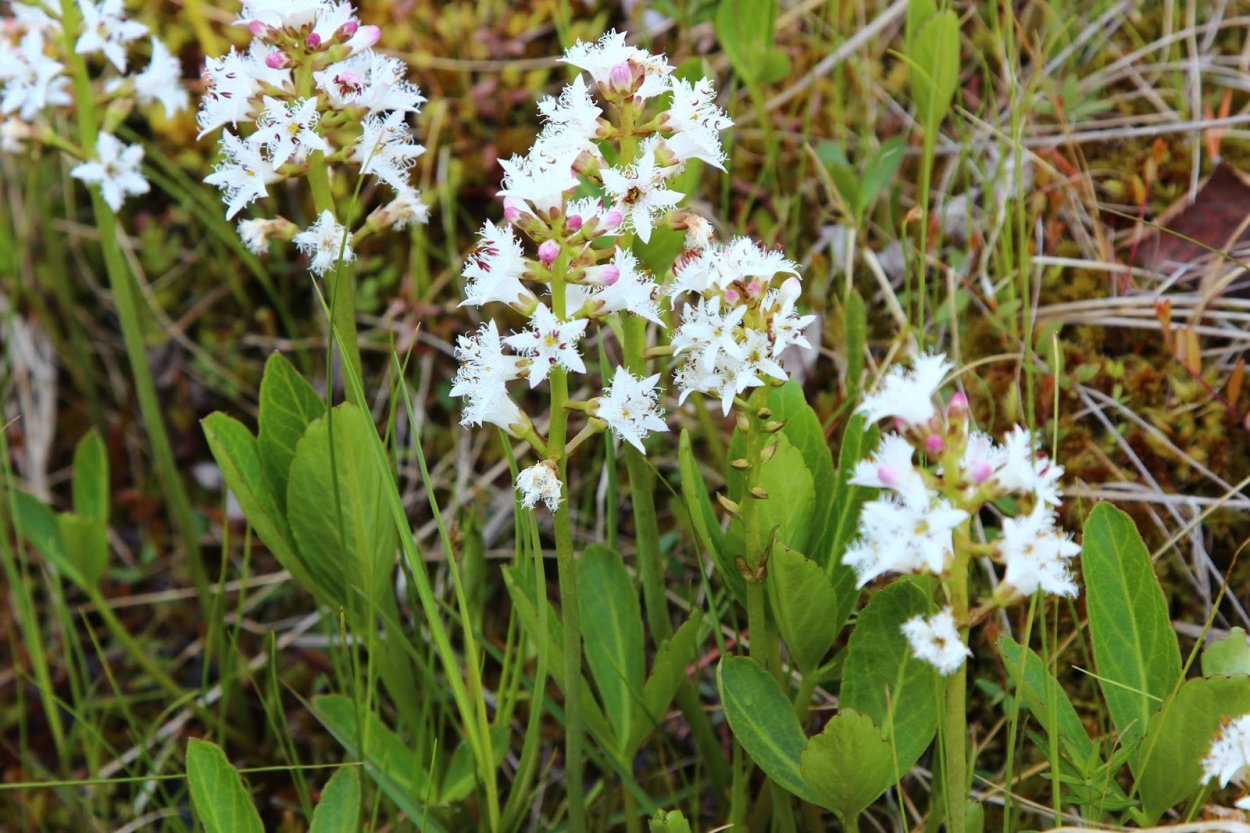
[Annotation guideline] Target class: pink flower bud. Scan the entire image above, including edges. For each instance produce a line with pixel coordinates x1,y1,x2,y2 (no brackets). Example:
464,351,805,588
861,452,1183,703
247,20,268,37
609,61,634,91
877,464,901,486
600,265,621,286
723,288,740,304
924,434,946,455
746,279,763,296
779,276,802,304
355,25,380,47
264,50,287,69
947,391,968,416
502,197,523,223
603,209,623,228
538,240,560,266
305,32,322,49
970,460,994,484
341,20,358,36
566,214,583,231
893,417,909,432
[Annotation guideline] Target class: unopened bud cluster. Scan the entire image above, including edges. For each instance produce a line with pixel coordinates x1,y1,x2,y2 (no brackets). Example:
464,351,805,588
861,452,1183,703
197,0,428,272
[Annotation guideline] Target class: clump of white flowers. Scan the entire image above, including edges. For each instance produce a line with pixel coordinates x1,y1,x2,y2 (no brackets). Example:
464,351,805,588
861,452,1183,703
902,607,971,676
1202,714,1250,810
849,352,1080,673
0,1,188,210
451,30,817,513
196,0,428,272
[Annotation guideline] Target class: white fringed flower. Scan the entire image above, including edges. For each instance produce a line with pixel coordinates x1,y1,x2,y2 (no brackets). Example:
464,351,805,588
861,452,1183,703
996,427,1064,506
997,503,1080,598
663,77,732,169
450,321,526,431
856,352,953,428
132,38,188,116
902,608,971,676
293,210,353,275
255,96,327,166
597,370,667,453
601,136,682,243
74,0,147,73
70,132,149,211
561,29,672,100
504,304,589,387
849,433,929,507
516,461,562,511
353,110,424,191
0,30,72,122
203,131,277,220
1203,714,1250,790
842,494,968,587
460,220,534,308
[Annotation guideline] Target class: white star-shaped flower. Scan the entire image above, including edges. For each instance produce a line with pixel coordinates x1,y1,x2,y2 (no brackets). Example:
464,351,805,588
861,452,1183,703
75,0,147,73
843,493,968,587
353,110,424,190
561,29,673,100
568,249,663,324
133,38,188,117
255,96,328,166
997,503,1080,598
901,607,971,676
203,131,277,219
850,433,930,507
503,304,588,388
597,370,667,453
293,210,353,275
995,426,1064,506
663,76,732,169
459,220,534,308
1203,714,1250,789
70,132,149,212
601,136,682,243
451,321,526,431
857,352,954,428
0,30,71,121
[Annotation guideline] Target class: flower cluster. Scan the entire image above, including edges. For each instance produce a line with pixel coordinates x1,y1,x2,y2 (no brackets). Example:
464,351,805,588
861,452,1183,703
197,0,428,272
1202,713,1250,810
849,352,1079,674
451,30,817,512
1,1,188,210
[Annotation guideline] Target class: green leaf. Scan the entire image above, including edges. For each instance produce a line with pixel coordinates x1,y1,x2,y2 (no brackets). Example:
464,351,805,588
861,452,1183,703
57,513,108,588
767,545,841,672
763,380,836,552
905,5,960,136
257,353,325,502
631,612,704,754
578,544,645,756
12,491,81,585
800,710,896,822
1082,503,1180,751
312,694,446,831
202,413,322,600
843,291,867,398
1135,676,1250,821
649,809,693,833
287,404,397,612
439,726,510,804
862,138,907,210
823,414,877,574
717,656,821,804
679,429,740,603
71,429,108,522
309,767,360,833
185,739,264,833
1202,627,1250,678
758,48,791,86
997,636,1096,767
501,565,613,744
714,0,777,84
840,580,939,775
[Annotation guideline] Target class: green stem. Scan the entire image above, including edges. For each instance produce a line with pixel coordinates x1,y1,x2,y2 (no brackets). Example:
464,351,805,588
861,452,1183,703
59,0,206,605
297,62,362,386
549,255,586,833
740,395,781,679
944,546,971,833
